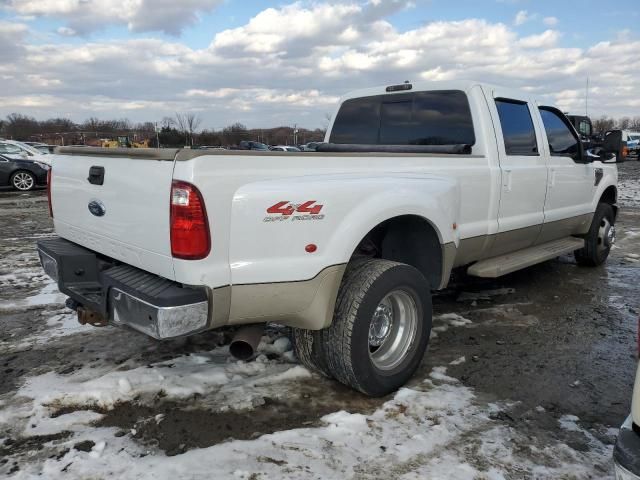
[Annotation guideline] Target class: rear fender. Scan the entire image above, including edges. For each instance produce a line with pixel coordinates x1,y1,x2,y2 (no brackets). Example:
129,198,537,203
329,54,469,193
229,174,460,285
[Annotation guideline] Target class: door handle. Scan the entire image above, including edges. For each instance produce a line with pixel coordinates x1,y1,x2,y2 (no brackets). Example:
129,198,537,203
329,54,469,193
503,169,512,192
549,169,556,187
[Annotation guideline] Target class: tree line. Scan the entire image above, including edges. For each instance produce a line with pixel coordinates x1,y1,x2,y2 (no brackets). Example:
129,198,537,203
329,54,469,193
2,112,638,148
0,113,326,147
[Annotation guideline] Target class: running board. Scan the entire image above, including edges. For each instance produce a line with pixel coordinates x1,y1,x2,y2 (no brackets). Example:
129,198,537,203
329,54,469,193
467,237,585,278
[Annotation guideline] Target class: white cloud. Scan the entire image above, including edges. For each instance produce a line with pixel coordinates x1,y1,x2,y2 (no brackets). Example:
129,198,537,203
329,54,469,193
517,30,561,49
56,26,76,36
5,0,224,35
514,10,531,26
543,16,559,26
0,2,639,126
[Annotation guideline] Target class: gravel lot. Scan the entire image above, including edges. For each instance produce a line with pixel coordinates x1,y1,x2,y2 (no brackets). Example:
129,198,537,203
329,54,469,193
1,162,639,479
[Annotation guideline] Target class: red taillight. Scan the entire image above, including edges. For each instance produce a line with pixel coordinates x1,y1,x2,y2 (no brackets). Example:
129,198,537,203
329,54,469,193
47,168,53,218
170,180,210,260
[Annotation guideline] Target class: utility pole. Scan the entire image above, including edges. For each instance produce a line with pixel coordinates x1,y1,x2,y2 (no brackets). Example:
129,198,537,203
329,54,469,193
585,77,589,116
155,122,160,148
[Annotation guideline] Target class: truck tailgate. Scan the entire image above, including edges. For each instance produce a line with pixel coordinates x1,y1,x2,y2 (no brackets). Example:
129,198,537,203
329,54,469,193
50,151,177,280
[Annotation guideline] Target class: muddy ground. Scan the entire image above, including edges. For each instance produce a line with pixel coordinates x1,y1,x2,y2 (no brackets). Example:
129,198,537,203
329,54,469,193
0,162,639,479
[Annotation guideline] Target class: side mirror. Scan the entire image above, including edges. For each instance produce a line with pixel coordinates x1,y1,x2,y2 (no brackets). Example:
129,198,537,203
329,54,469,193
602,130,626,163
19,152,28,159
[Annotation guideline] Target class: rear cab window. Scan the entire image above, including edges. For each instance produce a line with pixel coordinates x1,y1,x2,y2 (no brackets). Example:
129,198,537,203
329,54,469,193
494,99,539,156
329,90,476,147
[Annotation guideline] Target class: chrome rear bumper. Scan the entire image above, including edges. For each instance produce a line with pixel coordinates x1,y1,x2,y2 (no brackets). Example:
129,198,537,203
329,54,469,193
37,237,209,339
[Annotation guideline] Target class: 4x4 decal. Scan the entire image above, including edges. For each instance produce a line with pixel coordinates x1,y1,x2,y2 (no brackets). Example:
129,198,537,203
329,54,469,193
264,201,324,222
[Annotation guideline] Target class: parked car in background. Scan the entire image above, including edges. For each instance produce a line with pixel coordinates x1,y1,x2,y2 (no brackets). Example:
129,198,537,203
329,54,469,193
299,142,322,151
0,153,48,191
238,140,269,151
24,142,56,154
622,131,640,157
0,140,51,165
270,145,301,152
614,347,640,479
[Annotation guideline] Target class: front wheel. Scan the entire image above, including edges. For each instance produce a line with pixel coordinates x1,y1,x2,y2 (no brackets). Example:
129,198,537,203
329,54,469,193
575,203,615,266
11,171,36,191
321,259,432,396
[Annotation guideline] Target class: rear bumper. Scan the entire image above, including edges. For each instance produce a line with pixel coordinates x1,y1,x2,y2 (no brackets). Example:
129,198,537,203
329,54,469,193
37,237,209,339
614,416,640,480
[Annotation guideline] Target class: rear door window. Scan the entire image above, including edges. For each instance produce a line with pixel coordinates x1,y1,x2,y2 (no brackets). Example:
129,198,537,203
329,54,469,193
495,99,539,156
329,90,475,146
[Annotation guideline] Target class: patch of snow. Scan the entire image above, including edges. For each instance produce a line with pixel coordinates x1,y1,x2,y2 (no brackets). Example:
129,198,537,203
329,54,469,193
432,312,473,336
450,356,466,365
26,410,104,437
429,366,458,383
618,180,640,208
0,278,66,312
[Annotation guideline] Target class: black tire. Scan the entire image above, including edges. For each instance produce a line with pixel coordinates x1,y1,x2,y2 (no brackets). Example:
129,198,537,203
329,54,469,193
291,257,373,378
575,203,615,267
10,170,36,191
321,259,432,396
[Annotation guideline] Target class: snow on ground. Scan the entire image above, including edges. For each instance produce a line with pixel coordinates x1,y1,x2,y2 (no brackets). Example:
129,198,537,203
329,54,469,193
618,179,640,209
0,279,67,313
3,365,613,480
0,284,616,478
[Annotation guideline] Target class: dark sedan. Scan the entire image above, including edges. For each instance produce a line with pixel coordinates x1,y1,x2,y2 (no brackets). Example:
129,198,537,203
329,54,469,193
0,154,48,191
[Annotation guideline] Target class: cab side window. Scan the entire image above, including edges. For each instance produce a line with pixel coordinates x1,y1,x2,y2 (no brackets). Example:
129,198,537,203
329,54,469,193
539,108,580,161
495,99,538,155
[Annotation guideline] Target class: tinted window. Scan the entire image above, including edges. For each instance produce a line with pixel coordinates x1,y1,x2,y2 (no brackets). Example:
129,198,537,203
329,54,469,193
495,99,538,155
578,120,592,136
329,90,475,146
330,96,380,144
539,108,580,160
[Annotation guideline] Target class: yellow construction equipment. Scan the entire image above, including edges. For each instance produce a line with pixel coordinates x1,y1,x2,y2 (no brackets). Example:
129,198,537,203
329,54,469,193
101,136,149,148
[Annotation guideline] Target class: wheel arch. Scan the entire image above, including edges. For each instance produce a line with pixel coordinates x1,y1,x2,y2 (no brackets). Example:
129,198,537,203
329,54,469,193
345,214,452,291
599,184,618,220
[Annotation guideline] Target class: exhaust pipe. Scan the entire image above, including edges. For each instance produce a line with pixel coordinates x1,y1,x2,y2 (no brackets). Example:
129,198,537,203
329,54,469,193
229,324,265,360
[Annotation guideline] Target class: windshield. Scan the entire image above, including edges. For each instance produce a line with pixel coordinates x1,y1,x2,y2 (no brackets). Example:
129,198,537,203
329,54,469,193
629,135,640,141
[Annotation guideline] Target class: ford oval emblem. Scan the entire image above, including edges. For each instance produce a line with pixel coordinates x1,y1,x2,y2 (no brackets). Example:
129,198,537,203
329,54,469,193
88,200,106,217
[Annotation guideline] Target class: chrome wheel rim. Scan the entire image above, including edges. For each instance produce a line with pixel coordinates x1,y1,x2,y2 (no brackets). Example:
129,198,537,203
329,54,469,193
598,217,615,253
368,289,418,371
13,172,34,191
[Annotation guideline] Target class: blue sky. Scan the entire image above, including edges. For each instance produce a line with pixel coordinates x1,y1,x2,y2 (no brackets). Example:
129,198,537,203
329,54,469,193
0,0,639,127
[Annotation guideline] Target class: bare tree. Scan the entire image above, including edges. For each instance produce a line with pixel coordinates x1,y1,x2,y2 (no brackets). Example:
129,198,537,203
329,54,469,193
592,116,615,134
174,112,202,146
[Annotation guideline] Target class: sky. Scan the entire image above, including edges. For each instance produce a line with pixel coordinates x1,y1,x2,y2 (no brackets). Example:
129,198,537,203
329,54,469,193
0,0,639,129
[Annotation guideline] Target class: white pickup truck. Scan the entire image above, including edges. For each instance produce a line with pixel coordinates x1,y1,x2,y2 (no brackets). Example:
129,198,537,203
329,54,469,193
38,81,622,396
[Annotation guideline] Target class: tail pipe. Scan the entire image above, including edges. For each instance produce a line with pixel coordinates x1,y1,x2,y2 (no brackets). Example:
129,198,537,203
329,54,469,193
229,324,265,360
